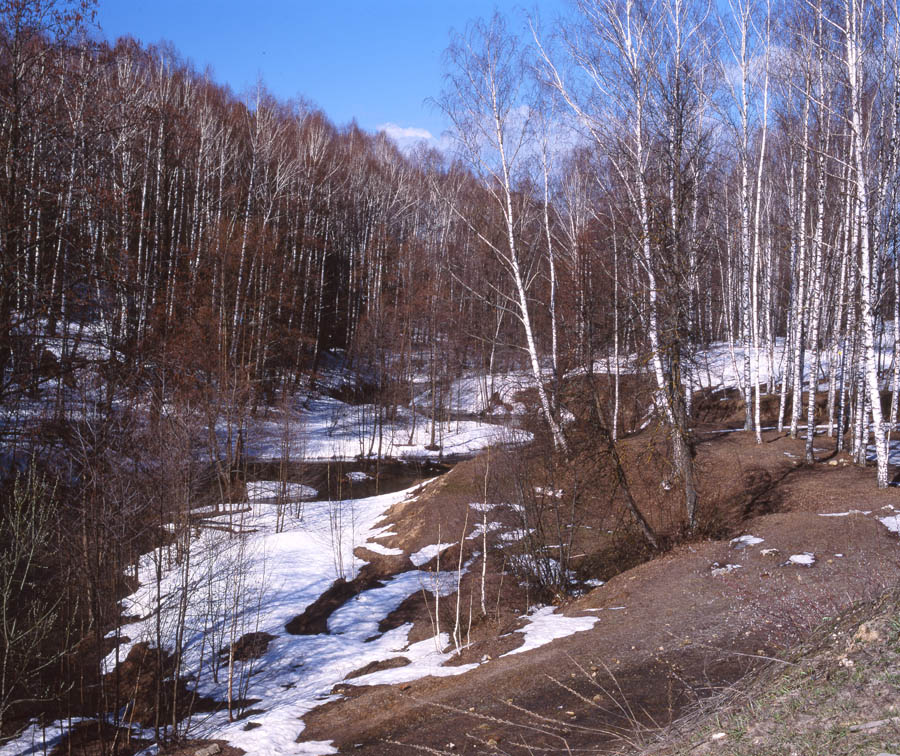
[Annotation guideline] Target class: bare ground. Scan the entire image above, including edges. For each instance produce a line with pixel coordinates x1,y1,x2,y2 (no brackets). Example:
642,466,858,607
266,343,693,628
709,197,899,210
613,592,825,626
51,407,900,756
297,428,900,754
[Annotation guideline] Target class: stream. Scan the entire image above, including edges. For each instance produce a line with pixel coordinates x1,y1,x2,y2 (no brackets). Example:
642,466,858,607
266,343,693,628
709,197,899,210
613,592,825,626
242,457,454,502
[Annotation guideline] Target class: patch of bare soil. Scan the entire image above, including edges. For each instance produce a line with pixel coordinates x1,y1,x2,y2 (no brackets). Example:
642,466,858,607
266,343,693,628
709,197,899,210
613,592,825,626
346,657,412,680
222,632,277,662
285,570,386,635
299,428,900,754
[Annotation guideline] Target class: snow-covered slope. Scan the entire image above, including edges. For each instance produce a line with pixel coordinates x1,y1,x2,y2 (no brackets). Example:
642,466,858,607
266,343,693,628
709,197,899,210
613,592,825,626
1,476,597,756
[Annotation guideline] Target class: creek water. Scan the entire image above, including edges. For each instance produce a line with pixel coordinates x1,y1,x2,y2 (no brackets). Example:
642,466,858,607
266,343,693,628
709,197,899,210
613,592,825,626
242,457,453,502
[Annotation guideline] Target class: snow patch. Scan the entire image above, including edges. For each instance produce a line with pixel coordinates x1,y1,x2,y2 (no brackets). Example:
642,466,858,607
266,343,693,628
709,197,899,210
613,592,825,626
409,542,454,567
245,480,317,501
232,395,531,463
345,632,477,687
499,528,530,542
360,541,403,556
468,521,502,540
878,515,900,533
501,606,598,657
0,719,88,756
89,481,477,755
730,535,764,548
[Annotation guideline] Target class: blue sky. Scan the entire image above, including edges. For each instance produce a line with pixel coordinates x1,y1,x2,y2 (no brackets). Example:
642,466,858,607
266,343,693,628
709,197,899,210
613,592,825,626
93,1,566,150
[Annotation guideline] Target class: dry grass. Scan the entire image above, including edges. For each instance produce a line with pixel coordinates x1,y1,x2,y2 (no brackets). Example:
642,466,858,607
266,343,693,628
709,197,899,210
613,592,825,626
643,589,900,756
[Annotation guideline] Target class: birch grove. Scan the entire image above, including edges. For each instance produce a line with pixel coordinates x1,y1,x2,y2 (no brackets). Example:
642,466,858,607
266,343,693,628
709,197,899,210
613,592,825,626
3,0,900,502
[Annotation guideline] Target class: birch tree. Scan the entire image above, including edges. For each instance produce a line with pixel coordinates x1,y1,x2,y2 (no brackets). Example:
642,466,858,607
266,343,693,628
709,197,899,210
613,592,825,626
843,0,890,486
536,0,700,527
438,14,569,452
720,0,771,442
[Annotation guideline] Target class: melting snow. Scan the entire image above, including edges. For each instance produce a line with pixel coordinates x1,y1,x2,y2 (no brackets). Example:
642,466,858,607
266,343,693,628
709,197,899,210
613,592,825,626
409,542,454,567
11,342,873,755
731,535,764,548
499,529,530,542
76,480,494,755
878,515,900,533
245,480,317,501
501,606,598,657
468,521,502,540
344,633,477,687
819,509,871,517
360,541,403,556
0,719,88,756
786,552,816,566
232,395,532,463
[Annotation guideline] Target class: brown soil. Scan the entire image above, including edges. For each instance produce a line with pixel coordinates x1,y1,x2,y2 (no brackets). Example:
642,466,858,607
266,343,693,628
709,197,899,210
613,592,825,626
285,571,386,635
298,427,900,754
346,657,412,680
222,632,277,663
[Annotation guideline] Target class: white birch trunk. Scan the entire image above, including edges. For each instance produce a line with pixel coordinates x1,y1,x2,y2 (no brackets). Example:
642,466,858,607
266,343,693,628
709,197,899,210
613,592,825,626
847,0,889,486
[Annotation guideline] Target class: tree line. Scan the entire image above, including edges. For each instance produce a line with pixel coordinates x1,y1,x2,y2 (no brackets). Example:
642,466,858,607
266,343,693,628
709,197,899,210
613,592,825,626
0,0,896,488
439,0,900,519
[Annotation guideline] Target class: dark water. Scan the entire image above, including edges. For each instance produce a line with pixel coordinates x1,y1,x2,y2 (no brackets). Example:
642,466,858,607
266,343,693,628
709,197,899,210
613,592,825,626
242,458,453,501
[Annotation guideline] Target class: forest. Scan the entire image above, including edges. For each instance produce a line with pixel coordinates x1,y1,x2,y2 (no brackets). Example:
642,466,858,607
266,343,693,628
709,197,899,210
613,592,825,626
4,0,900,751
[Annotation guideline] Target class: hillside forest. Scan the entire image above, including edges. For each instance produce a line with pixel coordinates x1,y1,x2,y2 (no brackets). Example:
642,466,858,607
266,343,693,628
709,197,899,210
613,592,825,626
4,0,900,750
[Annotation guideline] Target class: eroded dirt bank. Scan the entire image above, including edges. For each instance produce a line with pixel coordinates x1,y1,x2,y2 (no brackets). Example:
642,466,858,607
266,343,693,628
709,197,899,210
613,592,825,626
300,429,900,754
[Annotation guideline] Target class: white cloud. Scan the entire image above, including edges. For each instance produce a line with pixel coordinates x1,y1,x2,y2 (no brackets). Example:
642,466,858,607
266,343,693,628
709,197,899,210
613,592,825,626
377,122,451,154
378,122,434,142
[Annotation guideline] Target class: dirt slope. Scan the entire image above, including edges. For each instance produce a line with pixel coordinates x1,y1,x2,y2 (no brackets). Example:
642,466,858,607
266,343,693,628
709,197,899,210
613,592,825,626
301,430,900,754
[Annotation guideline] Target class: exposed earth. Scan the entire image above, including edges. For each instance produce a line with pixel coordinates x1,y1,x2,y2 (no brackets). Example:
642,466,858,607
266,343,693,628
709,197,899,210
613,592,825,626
294,427,900,754
17,395,900,756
